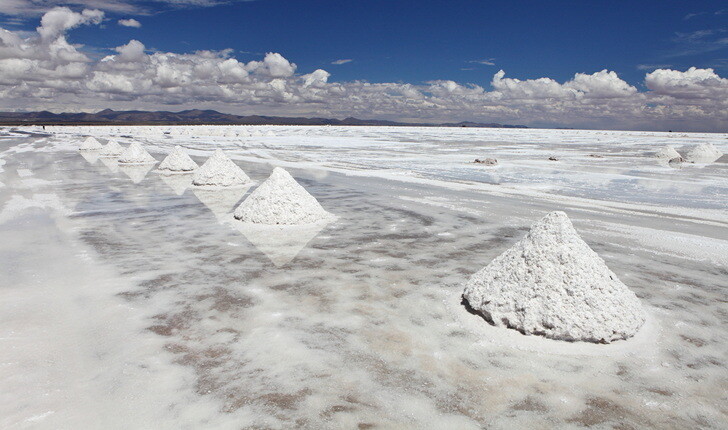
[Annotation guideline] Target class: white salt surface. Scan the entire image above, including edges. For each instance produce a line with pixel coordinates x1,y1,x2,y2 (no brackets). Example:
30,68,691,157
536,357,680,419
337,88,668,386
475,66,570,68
158,146,198,173
2,128,727,429
463,211,646,343
99,140,124,157
234,167,334,225
117,142,156,165
192,149,251,187
686,143,723,163
78,136,102,151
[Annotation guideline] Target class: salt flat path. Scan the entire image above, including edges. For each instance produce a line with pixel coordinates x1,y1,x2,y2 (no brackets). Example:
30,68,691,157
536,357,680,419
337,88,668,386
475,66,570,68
0,127,726,429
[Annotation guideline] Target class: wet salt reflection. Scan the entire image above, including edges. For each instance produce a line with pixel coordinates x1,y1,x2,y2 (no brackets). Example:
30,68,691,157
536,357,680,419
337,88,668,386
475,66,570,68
192,186,250,220
99,156,120,173
79,150,100,164
229,221,331,267
119,163,155,184
159,172,193,196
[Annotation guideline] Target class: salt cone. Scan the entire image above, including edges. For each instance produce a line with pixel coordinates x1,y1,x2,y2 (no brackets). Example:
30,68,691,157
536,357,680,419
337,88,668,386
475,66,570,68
463,211,645,343
192,149,251,187
234,167,334,225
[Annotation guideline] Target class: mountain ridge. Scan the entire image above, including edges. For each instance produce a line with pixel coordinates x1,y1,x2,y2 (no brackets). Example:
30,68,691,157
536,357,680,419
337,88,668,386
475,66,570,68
0,109,527,128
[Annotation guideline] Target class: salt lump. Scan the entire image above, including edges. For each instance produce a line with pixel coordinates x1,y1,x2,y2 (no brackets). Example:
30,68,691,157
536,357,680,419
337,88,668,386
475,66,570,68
158,146,198,173
655,145,681,160
686,143,723,163
118,142,156,164
234,167,334,225
99,140,124,157
462,211,646,343
79,136,102,151
192,149,251,187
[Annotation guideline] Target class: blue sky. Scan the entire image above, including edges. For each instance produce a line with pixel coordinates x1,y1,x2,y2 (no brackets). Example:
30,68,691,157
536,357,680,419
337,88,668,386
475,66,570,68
59,0,728,86
0,0,726,130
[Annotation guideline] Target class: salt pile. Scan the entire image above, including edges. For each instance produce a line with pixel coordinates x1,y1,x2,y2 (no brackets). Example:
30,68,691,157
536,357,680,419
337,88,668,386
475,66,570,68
655,145,681,160
79,136,102,151
234,167,334,225
686,143,723,163
99,140,124,157
192,149,251,187
158,146,198,173
462,211,646,343
118,142,157,165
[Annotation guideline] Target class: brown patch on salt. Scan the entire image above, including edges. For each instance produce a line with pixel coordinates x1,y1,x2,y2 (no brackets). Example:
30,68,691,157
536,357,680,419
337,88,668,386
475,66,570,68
567,397,637,429
511,396,548,412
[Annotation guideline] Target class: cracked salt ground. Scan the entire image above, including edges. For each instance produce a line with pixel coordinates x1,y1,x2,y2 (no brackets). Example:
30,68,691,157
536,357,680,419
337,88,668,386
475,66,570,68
1,132,727,428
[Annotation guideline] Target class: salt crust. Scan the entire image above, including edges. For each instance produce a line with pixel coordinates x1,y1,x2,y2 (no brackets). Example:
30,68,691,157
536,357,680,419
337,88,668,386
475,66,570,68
463,211,646,343
117,142,156,165
99,140,124,157
234,167,334,225
158,146,198,173
655,145,681,160
686,143,723,163
192,149,251,187
79,136,102,151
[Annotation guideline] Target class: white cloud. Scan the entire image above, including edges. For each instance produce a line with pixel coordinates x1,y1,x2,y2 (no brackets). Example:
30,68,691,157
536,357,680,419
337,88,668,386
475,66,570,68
331,59,352,65
36,7,103,40
0,0,246,17
0,8,726,131
118,18,141,28
645,67,728,99
470,59,495,66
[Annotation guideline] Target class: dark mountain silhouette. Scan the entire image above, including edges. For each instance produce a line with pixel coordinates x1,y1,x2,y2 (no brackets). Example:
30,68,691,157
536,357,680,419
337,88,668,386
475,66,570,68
0,109,527,128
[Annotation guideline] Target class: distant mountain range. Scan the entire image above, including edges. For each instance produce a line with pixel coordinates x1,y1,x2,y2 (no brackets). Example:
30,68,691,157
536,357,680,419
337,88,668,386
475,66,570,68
0,109,527,128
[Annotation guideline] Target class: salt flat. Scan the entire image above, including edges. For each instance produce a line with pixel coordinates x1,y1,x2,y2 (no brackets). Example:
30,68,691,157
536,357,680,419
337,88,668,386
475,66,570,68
0,125,726,429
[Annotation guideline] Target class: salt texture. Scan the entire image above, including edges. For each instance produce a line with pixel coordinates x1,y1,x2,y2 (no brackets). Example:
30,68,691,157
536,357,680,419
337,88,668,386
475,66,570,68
192,149,251,187
158,146,198,173
79,136,102,151
462,211,646,343
99,140,124,157
234,167,334,225
118,142,156,165
654,145,681,160
686,143,723,163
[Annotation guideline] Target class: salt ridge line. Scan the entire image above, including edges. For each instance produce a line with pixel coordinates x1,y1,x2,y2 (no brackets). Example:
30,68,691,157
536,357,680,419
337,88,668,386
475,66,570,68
234,167,335,225
118,142,157,165
79,136,102,151
158,146,198,174
99,140,124,157
462,211,646,343
192,149,251,188
686,143,723,163
654,145,681,160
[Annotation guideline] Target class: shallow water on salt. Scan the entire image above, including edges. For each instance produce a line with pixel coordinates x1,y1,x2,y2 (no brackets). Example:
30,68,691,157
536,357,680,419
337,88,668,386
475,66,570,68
1,130,726,429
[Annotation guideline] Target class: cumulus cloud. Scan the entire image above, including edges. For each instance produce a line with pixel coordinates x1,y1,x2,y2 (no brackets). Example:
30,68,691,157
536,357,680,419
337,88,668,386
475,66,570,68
645,67,728,99
36,7,103,40
0,8,726,131
118,18,141,28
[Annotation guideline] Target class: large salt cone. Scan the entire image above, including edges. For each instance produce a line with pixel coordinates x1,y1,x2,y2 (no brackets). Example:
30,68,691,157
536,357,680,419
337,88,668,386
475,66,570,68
79,136,103,151
118,142,157,165
686,143,723,163
158,146,198,173
463,211,646,343
192,149,251,187
100,140,124,157
233,167,334,225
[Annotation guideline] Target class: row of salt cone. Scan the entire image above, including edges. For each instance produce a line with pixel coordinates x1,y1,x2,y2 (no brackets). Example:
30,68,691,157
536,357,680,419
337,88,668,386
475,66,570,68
79,136,334,226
